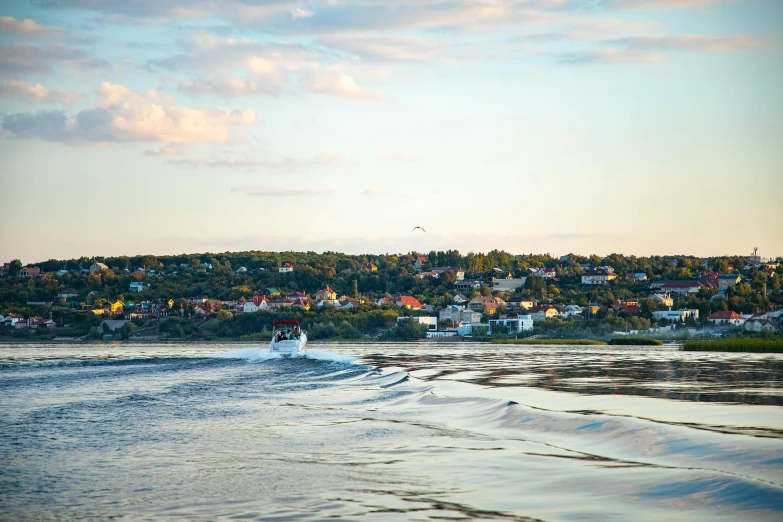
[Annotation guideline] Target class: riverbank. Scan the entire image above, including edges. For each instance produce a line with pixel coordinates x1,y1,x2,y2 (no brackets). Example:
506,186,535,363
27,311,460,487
490,338,606,346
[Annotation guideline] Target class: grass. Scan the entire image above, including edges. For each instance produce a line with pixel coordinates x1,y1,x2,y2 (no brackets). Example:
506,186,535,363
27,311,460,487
491,338,606,346
608,338,663,346
683,338,783,353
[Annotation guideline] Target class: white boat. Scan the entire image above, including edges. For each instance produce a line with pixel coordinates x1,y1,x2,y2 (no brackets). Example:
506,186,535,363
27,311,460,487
270,320,307,358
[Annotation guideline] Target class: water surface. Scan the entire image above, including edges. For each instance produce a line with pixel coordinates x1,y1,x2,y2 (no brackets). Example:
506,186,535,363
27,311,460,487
1,342,782,521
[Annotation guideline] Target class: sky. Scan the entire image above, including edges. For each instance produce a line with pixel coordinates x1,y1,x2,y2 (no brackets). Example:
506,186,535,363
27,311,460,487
0,0,781,264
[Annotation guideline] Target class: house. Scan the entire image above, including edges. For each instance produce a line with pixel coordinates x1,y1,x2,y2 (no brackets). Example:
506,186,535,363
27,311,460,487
624,272,648,282
32,318,56,329
289,291,308,300
699,273,719,285
431,267,465,280
707,311,745,326
3,313,25,327
242,296,269,313
316,287,337,301
236,267,248,274
649,293,674,307
455,280,482,292
529,305,558,322
279,263,294,273
652,309,699,322
744,319,778,333
18,266,41,278
457,322,490,336
266,288,281,297
107,301,124,315
90,263,109,274
291,298,311,310
537,268,557,279
581,269,617,285
491,277,528,293
129,282,147,293
561,304,583,317
453,293,467,304
396,296,423,310
267,298,293,311
57,288,80,300
610,300,642,314
660,281,711,297
376,297,397,307
468,296,501,314
413,256,427,271
718,274,741,290
124,309,150,321
489,315,533,334
359,262,377,272
397,316,438,331
505,296,536,311
439,305,481,325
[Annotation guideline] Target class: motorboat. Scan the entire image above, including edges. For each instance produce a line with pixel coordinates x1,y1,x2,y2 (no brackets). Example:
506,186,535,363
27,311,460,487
270,320,307,357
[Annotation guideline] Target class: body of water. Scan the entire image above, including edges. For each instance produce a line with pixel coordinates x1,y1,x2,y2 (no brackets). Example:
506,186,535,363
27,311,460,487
1,342,782,521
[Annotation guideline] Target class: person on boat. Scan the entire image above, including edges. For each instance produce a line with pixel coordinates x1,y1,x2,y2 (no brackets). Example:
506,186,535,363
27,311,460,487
293,326,300,340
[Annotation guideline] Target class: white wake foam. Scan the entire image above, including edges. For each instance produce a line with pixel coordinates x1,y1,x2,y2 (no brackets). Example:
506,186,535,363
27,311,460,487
211,347,280,361
211,347,357,364
303,349,357,364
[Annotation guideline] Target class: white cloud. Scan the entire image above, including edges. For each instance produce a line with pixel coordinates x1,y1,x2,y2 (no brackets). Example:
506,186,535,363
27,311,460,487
179,77,282,97
0,16,66,39
299,69,385,99
0,80,84,106
1,82,256,144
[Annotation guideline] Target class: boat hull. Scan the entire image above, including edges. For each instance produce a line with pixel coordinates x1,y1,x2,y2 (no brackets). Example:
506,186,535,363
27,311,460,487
269,334,307,358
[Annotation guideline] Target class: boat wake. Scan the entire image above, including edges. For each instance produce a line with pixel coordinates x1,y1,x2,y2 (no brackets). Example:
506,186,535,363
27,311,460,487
212,346,358,364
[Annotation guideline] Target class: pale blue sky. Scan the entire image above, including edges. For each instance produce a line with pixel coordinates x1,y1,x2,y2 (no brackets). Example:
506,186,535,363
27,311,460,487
1,0,781,263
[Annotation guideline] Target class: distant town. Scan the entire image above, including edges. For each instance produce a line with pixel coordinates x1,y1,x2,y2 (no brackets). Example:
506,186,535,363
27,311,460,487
1,249,781,342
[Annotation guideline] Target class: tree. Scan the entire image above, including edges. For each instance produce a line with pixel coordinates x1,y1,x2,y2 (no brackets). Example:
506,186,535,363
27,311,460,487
120,322,138,339
440,270,457,286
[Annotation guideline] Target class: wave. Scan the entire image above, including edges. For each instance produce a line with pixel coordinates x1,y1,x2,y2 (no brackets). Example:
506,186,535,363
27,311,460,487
211,346,359,365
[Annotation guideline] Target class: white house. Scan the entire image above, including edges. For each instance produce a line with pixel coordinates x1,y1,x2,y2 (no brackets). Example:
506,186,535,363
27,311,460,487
455,280,482,292
457,322,490,336
439,305,481,325
236,267,248,274
537,268,557,279
561,305,583,318
279,263,294,273
491,277,527,292
489,315,533,334
652,309,699,322
453,294,467,304
397,316,438,331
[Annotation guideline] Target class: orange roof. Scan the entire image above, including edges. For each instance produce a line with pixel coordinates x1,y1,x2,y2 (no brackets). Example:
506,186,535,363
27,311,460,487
397,296,423,308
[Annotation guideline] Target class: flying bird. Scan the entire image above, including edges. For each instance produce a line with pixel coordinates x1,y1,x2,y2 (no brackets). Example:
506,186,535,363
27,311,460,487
412,226,426,232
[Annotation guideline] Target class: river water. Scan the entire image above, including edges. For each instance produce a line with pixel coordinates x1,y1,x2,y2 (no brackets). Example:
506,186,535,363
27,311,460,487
1,342,782,521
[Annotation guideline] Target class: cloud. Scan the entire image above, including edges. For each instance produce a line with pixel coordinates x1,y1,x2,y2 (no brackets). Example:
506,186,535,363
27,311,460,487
598,0,737,10
178,77,282,98
607,34,764,52
316,35,458,62
361,188,404,197
299,69,385,99
230,185,333,197
1,82,256,144
0,43,100,76
0,81,84,106
0,16,67,39
166,151,345,171
378,152,416,162
559,49,663,65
